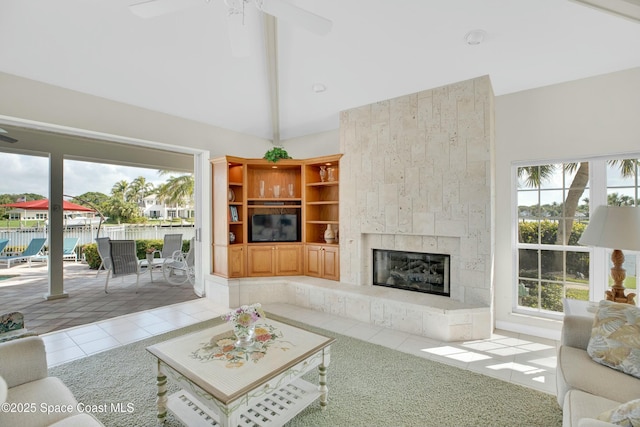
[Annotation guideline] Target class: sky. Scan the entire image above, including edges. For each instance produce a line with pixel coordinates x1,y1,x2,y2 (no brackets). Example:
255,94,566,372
0,152,170,198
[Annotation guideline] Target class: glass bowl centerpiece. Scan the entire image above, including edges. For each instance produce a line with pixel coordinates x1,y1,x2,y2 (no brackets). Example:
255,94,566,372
222,303,266,348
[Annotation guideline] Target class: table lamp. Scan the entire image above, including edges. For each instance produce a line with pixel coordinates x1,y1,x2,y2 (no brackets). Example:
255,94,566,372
578,205,640,305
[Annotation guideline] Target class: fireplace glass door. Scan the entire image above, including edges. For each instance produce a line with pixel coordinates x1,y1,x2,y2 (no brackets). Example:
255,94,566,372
373,249,450,296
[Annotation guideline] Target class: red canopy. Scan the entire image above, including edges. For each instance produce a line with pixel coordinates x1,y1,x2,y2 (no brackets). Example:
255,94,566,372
1,199,95,212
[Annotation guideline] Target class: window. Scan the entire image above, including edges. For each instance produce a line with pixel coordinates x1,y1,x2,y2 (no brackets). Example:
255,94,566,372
514,157,640,316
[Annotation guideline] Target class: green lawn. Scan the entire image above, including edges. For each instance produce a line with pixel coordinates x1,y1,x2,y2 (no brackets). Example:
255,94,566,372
609,276,636,290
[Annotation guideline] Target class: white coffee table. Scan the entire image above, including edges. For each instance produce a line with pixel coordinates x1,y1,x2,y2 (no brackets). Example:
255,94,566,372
147,319,335,426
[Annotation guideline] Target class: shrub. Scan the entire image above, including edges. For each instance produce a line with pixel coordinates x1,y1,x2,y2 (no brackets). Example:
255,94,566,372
82,243,101,269
82,239,183,269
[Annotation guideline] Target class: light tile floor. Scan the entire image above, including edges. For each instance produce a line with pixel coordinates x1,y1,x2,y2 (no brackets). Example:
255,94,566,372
42,300,559,396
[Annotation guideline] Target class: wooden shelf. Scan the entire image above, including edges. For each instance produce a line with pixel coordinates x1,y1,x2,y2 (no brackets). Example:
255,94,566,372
247,198,301,204
213,154,341,280
248,206,302,210
306,201,338,205
306,181,339,187
306,240,339,245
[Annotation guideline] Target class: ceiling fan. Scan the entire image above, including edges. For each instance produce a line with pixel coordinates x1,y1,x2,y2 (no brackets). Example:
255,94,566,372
129,0,333,36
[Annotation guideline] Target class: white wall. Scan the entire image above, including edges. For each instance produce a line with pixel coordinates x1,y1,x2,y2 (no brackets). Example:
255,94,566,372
0,72,272,158
494,67,640,338
282,129,340,158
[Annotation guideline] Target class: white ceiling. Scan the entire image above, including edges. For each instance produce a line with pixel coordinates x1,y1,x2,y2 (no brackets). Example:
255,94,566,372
1,0,639,142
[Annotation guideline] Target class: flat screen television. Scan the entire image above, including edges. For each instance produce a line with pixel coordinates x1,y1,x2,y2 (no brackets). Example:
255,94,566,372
250,214,299,242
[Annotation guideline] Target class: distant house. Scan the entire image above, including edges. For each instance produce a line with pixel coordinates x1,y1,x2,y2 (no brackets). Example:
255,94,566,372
4,199,101,226
141,195,194,220
7,209,47,221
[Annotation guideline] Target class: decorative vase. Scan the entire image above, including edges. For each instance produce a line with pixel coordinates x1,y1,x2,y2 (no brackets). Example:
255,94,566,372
229,231,236,243
233,323,256,348
319,166,327,182
324,224,335,244
327,167,336,182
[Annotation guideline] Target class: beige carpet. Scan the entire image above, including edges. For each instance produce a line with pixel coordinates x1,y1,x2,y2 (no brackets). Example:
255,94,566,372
49,315,563,427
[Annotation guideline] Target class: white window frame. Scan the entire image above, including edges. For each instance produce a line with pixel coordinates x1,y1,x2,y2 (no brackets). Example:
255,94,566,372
512,154,640,318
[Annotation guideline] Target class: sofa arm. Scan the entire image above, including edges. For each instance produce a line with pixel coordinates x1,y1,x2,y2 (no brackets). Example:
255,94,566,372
0,336,48,388
562,315,593,349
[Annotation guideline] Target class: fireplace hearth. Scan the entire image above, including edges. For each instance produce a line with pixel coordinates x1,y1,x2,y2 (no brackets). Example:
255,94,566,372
373,249,450,296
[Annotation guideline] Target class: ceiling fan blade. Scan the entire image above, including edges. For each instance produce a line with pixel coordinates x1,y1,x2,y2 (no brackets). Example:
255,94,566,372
258,0,332,35
129,0,205,19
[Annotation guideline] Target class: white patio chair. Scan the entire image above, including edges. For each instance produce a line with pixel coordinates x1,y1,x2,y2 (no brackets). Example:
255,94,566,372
104,240,145,293
142,233,183,281
162,237,195,285
95,237,111,278
157,234,183,259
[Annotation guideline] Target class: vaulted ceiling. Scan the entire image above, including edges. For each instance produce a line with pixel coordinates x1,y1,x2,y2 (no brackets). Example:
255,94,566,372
1,0,639,143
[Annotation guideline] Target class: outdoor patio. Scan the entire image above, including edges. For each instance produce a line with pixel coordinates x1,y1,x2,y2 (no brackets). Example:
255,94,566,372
0,261,200,334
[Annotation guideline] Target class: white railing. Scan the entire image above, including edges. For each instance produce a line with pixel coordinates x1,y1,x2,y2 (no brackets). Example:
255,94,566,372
0,225,195,256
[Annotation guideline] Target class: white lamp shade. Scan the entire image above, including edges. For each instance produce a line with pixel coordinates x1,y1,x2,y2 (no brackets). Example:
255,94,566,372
578,205,640,251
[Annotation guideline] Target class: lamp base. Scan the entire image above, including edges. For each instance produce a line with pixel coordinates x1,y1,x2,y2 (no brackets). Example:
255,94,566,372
605,286,636,305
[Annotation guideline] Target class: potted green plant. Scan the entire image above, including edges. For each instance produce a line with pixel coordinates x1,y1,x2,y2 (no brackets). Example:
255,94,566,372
263,146,291,163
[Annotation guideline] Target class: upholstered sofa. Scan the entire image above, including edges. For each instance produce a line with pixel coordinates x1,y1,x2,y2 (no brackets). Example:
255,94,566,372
0,336,104,427
557,312,640,427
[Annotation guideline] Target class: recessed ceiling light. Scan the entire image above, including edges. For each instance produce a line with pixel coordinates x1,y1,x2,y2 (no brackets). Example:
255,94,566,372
464,29,486,45
312,83,327,93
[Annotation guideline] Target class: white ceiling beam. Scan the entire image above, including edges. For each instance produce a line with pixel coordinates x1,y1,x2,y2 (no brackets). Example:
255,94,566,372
263,14,280,145
571,0,640,22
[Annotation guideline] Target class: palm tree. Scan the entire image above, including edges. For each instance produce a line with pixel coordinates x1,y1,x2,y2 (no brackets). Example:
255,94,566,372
155,173,194,207
111,180,129,201
517,165,555,189
558,162,589,246
127,176,155,210
608,192,635,206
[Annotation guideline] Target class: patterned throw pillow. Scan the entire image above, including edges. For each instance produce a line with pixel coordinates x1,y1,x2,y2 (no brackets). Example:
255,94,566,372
587,300,640,379
597,399,640,427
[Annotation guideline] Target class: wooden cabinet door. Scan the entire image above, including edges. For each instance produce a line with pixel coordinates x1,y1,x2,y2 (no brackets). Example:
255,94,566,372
304,245,339,280
228,246,245,278
304,245,322,277
247,245,275,276
275,245,303,275
322,246,340,281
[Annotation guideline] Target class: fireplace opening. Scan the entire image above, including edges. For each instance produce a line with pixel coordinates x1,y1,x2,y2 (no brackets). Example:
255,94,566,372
373,249,450,296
